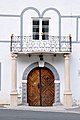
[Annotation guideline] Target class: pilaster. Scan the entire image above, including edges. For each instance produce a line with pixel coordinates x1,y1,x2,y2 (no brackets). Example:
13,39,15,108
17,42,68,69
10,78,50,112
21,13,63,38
63,54,72,107
10,54,18,107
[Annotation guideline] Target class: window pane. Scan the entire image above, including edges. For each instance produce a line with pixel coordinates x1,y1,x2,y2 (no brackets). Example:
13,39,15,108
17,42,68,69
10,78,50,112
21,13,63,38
42,35,49,40
33,20,39,25
32,20,39,40
42,20,49,40
42,27,49,32
42,20,49,25
33,34,39,40
33,28,39,32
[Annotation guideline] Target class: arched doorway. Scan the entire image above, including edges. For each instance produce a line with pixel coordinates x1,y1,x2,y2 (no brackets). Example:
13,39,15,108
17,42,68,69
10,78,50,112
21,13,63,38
27,67,55,106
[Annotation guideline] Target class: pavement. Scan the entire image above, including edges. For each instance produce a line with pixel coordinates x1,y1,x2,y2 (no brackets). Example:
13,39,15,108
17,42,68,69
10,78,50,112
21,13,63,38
0,104,80,114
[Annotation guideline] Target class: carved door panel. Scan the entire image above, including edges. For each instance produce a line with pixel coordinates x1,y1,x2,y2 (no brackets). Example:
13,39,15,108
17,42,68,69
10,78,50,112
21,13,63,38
27,68,40,106
41,68,55,106
27,67,55,106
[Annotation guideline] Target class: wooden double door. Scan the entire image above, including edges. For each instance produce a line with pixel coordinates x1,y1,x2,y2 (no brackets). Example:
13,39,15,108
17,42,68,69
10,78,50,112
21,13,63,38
27,67,55,106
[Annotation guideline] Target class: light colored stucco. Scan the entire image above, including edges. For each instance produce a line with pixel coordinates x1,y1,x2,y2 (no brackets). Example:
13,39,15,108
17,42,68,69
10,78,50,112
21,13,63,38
0,0,80,106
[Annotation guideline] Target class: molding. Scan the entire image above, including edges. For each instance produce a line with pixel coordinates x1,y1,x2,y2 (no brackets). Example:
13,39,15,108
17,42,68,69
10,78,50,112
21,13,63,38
22,62,60,104
0,14,20,17
22,62,60,80
0,40,10,43
41,7,61,36
20,7,40,43
61,15,80,18
54,80,60,83
21,7,40,17
76,17,78,42
22,62,39,80
22,80,27,83
64,54,70,59
42,7,61,17
11,54,18,59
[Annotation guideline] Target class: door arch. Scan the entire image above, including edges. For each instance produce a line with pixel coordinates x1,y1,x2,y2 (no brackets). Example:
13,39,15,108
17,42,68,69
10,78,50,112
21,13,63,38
27,67,55,106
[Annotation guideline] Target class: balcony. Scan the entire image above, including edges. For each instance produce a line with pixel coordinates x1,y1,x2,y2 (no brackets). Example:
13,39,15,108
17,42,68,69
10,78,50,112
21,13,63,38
10,35,72,54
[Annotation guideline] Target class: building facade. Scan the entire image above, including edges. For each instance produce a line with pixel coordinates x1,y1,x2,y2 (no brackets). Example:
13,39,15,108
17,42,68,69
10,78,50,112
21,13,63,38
0,0,80,107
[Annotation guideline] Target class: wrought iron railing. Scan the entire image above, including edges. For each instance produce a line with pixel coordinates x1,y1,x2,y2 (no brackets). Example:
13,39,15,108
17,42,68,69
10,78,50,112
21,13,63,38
10,35,72,53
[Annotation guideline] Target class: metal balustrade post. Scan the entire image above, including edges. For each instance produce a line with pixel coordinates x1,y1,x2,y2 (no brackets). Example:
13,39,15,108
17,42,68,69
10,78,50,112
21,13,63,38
21,36,23,52
10,34,14,52
59,36,61,52
69,34,72,52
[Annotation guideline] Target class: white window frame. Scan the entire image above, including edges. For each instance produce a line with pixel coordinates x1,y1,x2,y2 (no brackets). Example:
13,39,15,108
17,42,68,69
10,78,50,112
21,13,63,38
32,17,50,40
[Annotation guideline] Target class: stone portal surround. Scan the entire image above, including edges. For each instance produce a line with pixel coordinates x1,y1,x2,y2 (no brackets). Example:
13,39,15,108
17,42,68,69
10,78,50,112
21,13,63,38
22,80,60,105
22,62,60,105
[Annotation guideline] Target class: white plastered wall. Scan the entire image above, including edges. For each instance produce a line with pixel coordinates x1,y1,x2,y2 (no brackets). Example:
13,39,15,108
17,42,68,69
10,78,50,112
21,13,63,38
0,0,80,105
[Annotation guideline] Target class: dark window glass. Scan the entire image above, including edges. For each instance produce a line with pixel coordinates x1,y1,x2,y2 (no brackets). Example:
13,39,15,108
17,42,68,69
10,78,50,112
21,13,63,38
42,28,48,32
33,20,39,40
42,20,49,40
33,20,39,25
33,34,39,40
42,35,49,40
42,20,49,25
33,28,39,32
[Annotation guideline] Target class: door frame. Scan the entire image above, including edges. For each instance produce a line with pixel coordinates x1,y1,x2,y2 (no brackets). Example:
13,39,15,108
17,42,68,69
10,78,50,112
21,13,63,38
22,62,60,105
